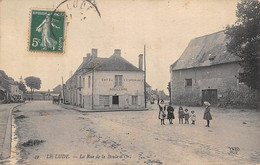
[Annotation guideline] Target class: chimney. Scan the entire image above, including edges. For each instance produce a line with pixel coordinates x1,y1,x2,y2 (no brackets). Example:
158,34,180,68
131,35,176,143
139,54,143,70
83,53,91,61
92,48,97,58
114,49,121,56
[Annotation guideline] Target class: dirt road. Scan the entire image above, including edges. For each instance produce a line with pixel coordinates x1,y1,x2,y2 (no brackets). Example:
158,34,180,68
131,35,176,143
11,101,260,165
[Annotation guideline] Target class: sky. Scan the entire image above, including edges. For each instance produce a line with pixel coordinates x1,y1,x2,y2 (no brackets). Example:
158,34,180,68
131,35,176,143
0,0,240,92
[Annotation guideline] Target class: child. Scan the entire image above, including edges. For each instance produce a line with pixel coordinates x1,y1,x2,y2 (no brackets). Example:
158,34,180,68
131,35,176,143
178,106,184,124
190,110,196,125
167,104,175,124
158,101,166,125
184,109,189,124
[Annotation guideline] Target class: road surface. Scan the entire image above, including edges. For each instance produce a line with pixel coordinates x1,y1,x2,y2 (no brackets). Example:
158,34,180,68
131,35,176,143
10,101,260,165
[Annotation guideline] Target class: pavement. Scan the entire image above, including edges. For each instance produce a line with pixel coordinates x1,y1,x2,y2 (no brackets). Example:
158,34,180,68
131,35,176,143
0,103,23,161
60,103,150,112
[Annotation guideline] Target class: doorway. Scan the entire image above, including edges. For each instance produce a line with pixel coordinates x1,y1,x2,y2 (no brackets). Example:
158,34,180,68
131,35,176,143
202,89,217,106
112,95,119,105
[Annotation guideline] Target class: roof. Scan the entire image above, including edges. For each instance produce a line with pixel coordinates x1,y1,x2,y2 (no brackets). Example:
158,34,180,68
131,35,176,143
171,31,241,70
76,54,143,74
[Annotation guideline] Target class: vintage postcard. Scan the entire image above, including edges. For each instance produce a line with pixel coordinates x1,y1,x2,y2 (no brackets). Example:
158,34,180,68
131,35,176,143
0,0,259,164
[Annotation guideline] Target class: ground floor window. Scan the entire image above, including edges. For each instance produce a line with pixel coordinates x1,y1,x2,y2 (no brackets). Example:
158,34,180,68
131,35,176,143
132,96,138,105
112,95,119,105
99,95,109,106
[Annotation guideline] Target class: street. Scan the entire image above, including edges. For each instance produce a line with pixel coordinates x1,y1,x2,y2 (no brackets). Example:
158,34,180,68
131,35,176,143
10,101,260,165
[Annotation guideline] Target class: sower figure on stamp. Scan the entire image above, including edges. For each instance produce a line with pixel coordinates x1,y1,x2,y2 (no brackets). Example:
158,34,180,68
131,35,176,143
203,101,212,127
167,104,175,124
36,13,60,50
158,100,166,125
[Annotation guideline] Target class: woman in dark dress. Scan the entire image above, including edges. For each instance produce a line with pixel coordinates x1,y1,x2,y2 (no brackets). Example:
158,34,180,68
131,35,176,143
203,101,212,127
167,104,175,124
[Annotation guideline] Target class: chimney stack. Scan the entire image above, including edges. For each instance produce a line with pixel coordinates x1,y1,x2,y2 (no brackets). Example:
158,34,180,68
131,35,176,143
114,49,121,56
92,48,97,58
139,54,143,70
83,53,91,62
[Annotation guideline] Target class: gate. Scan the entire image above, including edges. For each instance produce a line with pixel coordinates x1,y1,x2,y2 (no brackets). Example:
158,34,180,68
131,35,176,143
202,89,217,106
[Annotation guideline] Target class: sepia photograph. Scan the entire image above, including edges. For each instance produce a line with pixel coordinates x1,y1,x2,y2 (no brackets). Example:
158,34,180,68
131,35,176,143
0,0,259,164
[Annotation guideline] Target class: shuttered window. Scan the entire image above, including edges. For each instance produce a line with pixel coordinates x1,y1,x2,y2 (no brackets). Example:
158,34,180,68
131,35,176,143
115,75,123,86
99,95,109,106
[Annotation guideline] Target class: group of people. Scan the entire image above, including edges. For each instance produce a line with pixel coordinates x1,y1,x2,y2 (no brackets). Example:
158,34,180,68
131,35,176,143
158,100,212,127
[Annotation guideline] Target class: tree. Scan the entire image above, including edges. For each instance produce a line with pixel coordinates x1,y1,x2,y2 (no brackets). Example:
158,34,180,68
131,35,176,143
225,0,260,90
25,76,41,99
18,82,27,93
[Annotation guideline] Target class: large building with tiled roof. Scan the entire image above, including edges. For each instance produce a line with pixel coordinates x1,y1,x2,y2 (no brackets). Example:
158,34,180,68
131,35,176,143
170,31,256,107
65,49,145,110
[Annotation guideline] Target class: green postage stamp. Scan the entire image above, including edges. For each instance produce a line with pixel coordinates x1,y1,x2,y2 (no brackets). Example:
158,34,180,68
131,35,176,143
29,10,65,53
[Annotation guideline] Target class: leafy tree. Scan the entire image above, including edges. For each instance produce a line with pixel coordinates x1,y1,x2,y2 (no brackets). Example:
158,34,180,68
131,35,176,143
18,82,27,93
225,0,260,90
25,76,41,99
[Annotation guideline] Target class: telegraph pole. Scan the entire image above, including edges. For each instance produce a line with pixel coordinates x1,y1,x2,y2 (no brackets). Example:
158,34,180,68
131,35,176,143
144,45,147,108
62,76,65,103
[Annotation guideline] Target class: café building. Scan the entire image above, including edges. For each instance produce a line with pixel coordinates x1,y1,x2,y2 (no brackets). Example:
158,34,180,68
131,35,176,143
65,48,145,110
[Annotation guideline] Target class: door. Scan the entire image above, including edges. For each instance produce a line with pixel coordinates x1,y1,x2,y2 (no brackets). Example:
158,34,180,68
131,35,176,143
202,89,217,106
112,96,119,105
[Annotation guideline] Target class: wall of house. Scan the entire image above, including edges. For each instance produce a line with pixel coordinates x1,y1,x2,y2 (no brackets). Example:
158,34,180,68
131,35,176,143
170,62,258,107
80,71,145,110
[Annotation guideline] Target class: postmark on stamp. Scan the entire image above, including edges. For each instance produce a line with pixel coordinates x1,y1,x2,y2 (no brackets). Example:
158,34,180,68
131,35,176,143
29,9,66,53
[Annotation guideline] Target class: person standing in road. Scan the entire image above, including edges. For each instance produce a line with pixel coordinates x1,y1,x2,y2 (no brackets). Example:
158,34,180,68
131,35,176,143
178,106,184,124
190,110,196,125
158,100,166,125
203,101,212,127
184,109,190,124
167,104,175,124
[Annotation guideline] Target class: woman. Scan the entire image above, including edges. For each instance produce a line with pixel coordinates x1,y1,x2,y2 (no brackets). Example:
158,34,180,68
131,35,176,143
167,104,175,124
203,101,212,127
158,100,166,125
36,14,60,50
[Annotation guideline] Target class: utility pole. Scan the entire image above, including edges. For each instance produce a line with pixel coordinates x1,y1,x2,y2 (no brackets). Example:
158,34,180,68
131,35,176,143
92,70,94,110
144,45,147,108
62,76,65,103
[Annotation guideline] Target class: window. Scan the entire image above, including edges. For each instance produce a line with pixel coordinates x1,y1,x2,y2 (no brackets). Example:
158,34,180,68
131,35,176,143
99,95,109,106
132,96,138,105
79,76,82,87
83,78,85,88
185,79,192,87
88,76,91,88
115,75,123,86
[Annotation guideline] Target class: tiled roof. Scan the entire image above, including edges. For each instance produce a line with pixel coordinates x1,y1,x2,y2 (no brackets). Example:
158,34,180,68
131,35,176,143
171,31,241,70
78,54,142,72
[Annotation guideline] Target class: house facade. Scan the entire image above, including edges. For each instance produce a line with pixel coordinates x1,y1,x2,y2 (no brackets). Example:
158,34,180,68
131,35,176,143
65,49,145,110
170,31,258,107
0,70,23,103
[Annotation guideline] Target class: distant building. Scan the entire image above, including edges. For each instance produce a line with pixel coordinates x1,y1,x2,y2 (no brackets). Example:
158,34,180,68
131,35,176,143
151,89,169,101
170,31,258,107
65,49,146,110
0,70,23,103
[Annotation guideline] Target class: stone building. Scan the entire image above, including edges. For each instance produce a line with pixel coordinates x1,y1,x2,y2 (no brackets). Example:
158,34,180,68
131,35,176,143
170,31,258,107
65,49,145,110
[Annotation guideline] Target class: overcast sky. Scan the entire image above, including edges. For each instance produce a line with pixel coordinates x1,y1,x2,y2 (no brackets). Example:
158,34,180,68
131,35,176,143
0,0,239,92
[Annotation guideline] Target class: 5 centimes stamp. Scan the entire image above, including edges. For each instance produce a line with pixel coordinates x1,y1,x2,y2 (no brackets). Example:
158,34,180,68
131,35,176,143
29,10,66,53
